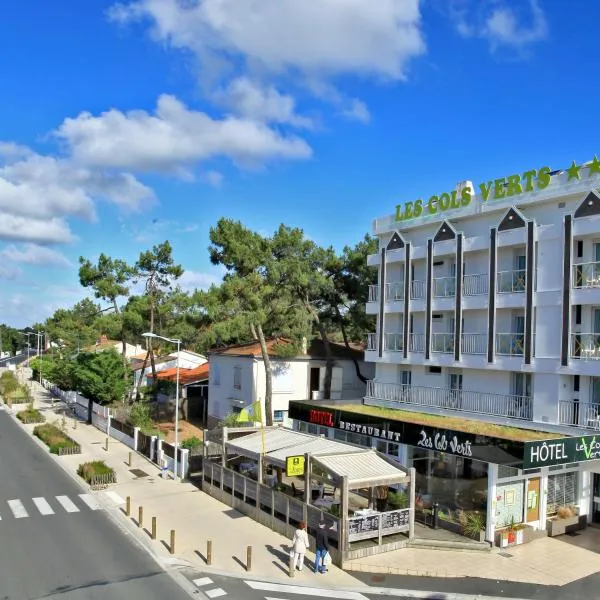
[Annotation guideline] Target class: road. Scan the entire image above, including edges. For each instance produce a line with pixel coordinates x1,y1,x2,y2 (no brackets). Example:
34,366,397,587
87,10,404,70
0,350,35,367
0,409,194,600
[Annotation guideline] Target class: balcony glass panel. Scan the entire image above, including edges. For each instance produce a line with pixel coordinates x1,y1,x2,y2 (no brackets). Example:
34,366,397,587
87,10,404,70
433,277,456,298
463,273,489,296
497,270,526,293
384,333,403,352
368,285,379,302
570,333,600,359
461,333,487,354
409,333,425,353
410,280,425,299
431,332,454,353
385,282,404,301
366,333,377,351
496,333,525,356
572,262,600,289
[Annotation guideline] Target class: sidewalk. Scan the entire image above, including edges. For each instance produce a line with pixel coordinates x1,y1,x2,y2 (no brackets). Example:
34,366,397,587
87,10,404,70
6,374,600,589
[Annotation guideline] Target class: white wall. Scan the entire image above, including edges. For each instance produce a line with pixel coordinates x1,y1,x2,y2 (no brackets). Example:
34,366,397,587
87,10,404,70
464,251,488,277
532,372,561,423
208,354,255,420
463,309,487,333
386,263,404,285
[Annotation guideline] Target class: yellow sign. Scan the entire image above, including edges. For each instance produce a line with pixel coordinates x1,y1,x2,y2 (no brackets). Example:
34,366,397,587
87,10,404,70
286,455,305,477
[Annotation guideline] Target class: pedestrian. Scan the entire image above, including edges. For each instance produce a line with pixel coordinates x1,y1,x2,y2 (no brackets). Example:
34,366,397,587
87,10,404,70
291,521,309,571
314,520,329,574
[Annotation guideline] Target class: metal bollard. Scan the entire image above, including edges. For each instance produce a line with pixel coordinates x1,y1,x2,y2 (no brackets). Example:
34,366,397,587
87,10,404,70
128,451,132,467
138,506,143,528
170,529,175,554
104,437,109,451
246,546,252,572
432,502,439,530
73,418,77,430
151,516,157,540
126,496,131,517
207,540,212,565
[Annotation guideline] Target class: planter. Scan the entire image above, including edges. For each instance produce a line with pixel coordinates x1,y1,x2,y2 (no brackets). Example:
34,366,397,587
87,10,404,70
496,527,525,547
546,515,586,537
17,409,45,424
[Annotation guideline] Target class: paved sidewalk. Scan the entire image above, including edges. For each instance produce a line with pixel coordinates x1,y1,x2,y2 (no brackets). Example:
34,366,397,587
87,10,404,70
6,372,600,589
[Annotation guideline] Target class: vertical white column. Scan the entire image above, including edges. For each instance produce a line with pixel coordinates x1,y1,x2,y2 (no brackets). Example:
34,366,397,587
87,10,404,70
486,463,498,543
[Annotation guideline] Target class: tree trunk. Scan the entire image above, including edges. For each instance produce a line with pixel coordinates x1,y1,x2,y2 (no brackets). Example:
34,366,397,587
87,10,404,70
334,304,368,384
113,298,129,403
148,298,157,402
255,323,273,426
134,350,150,401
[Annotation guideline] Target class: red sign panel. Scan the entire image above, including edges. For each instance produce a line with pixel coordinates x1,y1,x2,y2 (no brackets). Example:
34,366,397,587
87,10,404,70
308,409,335,427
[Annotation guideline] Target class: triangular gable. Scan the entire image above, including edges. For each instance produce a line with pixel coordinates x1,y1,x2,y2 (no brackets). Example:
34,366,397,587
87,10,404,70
574,191,600,219
433,221,457,242
386,231,405,250
498,207,526,232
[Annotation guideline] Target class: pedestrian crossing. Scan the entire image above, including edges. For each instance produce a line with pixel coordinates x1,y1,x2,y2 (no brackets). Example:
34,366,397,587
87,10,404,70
193,576,227,598
0,491,124,522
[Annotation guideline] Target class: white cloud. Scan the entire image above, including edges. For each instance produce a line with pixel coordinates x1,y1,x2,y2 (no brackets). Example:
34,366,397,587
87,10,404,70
203,170,223,187
56,94,312,172
179,268,223,293
341,99,371,124
0,244,72,267
0,263,22,280
0,214,76,245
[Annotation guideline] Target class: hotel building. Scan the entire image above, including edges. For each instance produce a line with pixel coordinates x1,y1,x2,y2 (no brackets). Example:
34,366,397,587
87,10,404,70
290,156,600,546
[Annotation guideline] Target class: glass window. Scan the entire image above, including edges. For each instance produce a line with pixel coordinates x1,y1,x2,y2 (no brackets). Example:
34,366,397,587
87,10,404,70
547,472,577,515
233,366,242,390
273,410,286,422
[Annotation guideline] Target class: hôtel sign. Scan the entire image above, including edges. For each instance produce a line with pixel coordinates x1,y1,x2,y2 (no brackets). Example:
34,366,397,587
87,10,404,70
523,434,600,469
395,155,600,222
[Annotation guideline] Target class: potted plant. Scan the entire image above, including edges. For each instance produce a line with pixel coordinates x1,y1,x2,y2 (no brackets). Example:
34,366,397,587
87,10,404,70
497,517,525,547
546,505,582,537
461,511,486,542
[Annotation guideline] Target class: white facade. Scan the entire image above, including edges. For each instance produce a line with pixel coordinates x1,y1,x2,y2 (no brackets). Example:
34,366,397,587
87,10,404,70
208,347,373,426
132,351,207,389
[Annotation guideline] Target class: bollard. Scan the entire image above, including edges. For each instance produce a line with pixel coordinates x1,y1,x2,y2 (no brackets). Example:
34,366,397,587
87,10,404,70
288,550,295,578
432,502,439,530
126,496,131,517
246,546,252,572
207,540,212,565
170,529,175,554
73,418,77,430
138,506,143,528
151,516,157,540
128,451,132,467
104,437,109,451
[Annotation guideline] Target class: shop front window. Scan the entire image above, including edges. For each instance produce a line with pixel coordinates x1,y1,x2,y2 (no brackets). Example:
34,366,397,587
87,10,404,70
547,472,577,515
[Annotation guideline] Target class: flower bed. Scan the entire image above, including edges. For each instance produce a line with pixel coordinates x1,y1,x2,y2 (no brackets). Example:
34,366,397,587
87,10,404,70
17,407,45,424
77,460,117,488
33,423,81,455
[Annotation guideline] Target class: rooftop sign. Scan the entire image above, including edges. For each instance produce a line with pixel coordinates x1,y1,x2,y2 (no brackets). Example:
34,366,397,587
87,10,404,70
394,155,600,223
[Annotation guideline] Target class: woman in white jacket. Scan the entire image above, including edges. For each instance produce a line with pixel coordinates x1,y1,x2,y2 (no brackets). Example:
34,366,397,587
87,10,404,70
291,521,309,571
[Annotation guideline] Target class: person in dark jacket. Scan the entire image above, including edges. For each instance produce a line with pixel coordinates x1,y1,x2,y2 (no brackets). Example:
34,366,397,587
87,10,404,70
314,521,329,574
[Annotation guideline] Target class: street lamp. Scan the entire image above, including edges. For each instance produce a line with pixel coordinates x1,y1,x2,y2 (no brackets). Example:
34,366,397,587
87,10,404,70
142,332,181,480
20,331,44,381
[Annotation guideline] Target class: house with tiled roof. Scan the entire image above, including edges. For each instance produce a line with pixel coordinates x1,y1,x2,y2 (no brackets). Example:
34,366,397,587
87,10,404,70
206,337,374,427
131,349,207,392
83,335,144,358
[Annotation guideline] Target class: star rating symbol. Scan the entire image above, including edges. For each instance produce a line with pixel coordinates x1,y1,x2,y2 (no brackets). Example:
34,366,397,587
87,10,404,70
566,160,581,181
587,155,600,176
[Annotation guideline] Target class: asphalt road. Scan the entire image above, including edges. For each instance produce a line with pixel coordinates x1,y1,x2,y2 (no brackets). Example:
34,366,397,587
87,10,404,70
0,409,194,600
0,351,34,367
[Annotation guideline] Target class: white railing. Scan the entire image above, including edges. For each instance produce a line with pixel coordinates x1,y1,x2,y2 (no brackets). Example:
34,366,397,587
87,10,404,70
409,333,425,353
366,380,533,420
431,332,454,353
385,282,404,301
570,333,600,360
496,333,525,356
384,333,403,352
461,333,487,355
463,273,489,296
572,261,600,289
497,270,526,293
411,280,426,299
433,276,455,298
367,333,377,351
559,401,600,429
368,285,379,302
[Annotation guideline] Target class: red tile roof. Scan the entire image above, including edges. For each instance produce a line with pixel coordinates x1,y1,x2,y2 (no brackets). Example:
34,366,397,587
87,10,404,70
156,363,209,385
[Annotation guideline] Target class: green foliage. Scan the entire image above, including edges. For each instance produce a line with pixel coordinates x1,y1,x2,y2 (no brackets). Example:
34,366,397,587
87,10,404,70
129,401,154,428
0,323,23,355
181,436,202,450
387,490,409,509
462,511,487,536
220,412,244,427
0,371,19,395
77,460,116,484
16,407,45,424
33,423,79,454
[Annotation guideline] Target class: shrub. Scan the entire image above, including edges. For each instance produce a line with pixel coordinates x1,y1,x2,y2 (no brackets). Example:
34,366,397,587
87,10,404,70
16,407,45,424
33,423,79,454
556,505,575,519
77,461,116,484
462,511,486,536
387,490,409,509
181,436,202,451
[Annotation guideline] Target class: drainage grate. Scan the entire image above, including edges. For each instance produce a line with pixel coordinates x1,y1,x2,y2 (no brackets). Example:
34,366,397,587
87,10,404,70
129,468,149,478
499,552,513,558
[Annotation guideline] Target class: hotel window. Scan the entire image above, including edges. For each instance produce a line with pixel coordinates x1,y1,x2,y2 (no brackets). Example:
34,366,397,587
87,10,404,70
546,471,577,515
398,369,411,385
273,410,287,422
233,366,242,390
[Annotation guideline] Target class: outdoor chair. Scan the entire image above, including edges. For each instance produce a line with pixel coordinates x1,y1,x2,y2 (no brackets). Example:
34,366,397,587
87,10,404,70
291,482,303,498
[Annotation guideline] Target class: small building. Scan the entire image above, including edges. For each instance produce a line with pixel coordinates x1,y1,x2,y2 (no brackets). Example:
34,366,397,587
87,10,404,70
207,338,374,427
156,363,210,423
83,334,144,358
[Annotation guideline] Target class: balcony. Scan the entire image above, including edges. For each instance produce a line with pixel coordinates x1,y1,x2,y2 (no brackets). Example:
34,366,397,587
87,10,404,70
366,333,377,351
573,261,600,289
432,332,454,353
559,401,600,429
409,333,425,353
433,276,456,298
385,282,404,302
365,380,533,420
570,333,600,360
384,333,403,352
411,280,426,299
368,285,379,302
461,333,487,355
463,273,488,296
496,333,524,356
497,269,526,294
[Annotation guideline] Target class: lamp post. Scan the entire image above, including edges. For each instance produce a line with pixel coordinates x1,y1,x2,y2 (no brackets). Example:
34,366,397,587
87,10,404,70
142,332,181,480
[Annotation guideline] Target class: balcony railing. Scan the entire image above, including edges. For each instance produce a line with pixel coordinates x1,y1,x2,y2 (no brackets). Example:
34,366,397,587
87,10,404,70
433,276,456,298
384,333,403,352
368,285,379,302
411,280,426,299
463,273,488,296
409,333,425,353
497,269,526,293
570,333,600,360
366,380,533,420
573,261,600,289
431,332,454,353
385,282,404,301
496,333,525,356
461,333,487,354
366,333,377,351
559,401,600,429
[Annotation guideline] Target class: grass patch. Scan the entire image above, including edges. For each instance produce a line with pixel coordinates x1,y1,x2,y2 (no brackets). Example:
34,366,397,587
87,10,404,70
323,403,559,442
17,407,45,424
33,423,80,454
77,460,117,486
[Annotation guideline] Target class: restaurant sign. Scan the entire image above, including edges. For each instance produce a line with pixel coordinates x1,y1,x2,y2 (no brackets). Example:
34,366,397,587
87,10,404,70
286,455,305,477
523,434,600,469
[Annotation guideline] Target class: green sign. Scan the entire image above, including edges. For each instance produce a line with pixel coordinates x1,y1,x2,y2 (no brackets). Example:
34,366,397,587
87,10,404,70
523,434,600,469
395,155,600,223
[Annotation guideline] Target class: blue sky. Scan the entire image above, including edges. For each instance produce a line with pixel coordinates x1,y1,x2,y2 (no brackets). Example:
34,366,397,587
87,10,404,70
0,0,598,327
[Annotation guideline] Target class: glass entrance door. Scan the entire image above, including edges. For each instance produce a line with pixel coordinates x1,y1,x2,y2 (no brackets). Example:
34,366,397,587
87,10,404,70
593,474,600,523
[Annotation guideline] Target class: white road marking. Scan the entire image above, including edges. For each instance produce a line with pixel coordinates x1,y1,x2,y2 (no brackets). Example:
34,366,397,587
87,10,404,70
246,581,368,600
32,497,55,515
193,577,214,587
7,499,29,519
351,589,532,600
205,589,227,598
79,494,101,510
104,491,125,505
55,495,79,513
